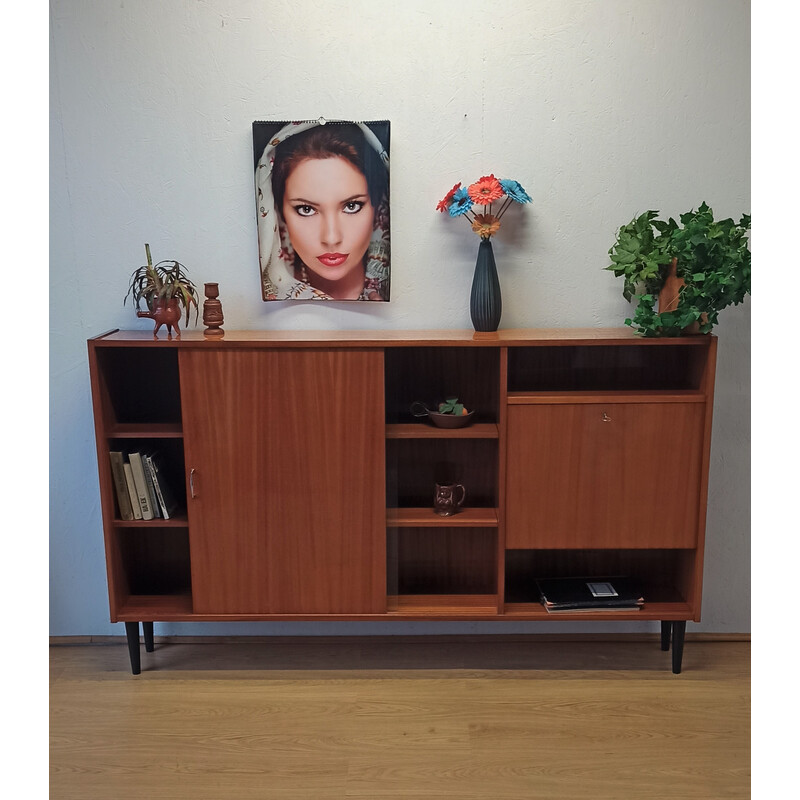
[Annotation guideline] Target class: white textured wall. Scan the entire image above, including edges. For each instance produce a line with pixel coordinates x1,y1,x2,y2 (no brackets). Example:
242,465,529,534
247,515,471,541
50,0,750,635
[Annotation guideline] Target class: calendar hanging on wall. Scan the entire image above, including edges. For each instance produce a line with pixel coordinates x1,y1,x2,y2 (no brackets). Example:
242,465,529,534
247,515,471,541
253,119,390,302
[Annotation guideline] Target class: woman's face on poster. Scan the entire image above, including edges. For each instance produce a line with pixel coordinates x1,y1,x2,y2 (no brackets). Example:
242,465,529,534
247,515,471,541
281,156,375,291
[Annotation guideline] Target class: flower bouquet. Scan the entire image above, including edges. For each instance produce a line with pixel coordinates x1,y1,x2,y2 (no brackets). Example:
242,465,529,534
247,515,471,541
436,174,531,331
436,174,532,239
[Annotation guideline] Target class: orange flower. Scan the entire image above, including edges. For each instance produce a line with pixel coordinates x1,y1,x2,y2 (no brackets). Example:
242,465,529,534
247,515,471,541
468,174,504,205
471,213,501,238
436,182,461,212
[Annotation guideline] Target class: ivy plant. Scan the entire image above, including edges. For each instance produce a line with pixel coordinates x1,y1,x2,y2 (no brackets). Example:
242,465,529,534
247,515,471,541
606,203,751,336
606,210,676,301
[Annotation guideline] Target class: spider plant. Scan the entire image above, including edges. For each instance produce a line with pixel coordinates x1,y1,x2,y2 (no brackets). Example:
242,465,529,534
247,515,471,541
124,243,199,325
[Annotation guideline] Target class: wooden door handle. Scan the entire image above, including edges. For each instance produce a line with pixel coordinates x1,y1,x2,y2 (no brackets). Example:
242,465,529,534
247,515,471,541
189,468,197,499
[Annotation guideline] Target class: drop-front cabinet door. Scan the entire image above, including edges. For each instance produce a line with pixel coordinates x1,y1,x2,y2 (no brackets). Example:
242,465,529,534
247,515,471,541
505,402,705,549
180,348,386,615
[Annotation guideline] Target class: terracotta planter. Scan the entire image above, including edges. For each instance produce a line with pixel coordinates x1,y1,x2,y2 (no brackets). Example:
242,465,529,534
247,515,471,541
137,297,182,338
658,258,705,334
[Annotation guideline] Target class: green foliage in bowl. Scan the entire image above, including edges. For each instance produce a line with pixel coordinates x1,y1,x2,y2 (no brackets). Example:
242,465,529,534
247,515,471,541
438,397,468,416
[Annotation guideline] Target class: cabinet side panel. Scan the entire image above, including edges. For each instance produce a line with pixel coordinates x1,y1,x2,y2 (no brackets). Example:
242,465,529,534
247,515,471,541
87,342,126,619
690,337,718,619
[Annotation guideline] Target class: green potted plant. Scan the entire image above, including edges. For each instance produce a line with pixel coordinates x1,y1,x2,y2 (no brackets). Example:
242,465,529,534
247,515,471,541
606,202,751,336
125,243,199,337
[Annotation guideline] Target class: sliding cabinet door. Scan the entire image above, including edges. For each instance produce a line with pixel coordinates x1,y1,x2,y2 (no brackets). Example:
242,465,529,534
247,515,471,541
181,348,385,614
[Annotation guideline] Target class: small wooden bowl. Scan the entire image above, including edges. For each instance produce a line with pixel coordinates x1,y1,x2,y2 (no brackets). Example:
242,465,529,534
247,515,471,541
409,401,475,429
425,410,475,428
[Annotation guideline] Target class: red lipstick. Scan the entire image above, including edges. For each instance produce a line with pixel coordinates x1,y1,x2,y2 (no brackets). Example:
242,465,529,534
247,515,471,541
317,253,348,267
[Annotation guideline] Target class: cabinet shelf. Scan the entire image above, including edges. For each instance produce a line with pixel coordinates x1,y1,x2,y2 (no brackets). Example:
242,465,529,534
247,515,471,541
107,422,184,438
386,422,499,439
114,515,188,528
387,507,498,527
503,601,693,621
387,594,498,616
117,593,194,621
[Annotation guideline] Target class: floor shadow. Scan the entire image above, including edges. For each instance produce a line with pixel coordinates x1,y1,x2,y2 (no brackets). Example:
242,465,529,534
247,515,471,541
109,636,704,676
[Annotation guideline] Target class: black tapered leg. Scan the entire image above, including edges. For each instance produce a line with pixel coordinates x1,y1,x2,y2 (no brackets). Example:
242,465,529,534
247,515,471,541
661,621,672,651
142,621,155,652
671,621,686,674
125,622,141,675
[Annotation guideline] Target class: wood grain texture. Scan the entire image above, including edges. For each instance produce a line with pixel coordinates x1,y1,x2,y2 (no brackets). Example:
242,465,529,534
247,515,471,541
93,328,717,346
50,639,750,800
180,348,385,615
506,402,704,549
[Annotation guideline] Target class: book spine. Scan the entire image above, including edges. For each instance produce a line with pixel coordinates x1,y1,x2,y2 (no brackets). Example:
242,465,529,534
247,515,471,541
145,454,170,520
141,455,161,518
108,451,134,520
123,463,143,520
128,453,154,520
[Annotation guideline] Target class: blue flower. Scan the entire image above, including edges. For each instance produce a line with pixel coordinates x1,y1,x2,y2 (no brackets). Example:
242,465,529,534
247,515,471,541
499,179,532,204
448,187,473,217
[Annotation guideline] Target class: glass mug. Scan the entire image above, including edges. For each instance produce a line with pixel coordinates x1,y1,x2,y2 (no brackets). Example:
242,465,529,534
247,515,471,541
434,482,466,516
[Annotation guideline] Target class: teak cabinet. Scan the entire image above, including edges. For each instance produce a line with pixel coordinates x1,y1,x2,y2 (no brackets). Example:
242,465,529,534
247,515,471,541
88,329,717,674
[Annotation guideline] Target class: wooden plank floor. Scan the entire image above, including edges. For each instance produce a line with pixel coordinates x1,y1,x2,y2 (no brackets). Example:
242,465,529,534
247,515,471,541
50,637,750,799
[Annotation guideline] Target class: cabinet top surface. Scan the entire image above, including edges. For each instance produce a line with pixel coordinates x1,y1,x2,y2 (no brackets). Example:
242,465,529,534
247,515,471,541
90,328,714,347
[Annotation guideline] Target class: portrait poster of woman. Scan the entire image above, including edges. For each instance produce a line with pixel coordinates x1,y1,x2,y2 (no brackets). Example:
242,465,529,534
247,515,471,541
253,120,391,302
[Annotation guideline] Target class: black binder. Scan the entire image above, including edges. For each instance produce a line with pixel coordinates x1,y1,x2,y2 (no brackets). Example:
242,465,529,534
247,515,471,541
536,577,644,612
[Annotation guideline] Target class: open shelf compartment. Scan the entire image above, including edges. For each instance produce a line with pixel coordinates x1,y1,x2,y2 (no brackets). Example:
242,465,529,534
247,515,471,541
507,343,710,393
388,527,498,599
386,438,498,509
112,527,192,619
107,437,187,522
384,346,500,424
95,346,182,427
503,548,697,619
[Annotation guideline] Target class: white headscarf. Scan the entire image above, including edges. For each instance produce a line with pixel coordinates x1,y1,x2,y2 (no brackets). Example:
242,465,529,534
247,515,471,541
255,120,390,301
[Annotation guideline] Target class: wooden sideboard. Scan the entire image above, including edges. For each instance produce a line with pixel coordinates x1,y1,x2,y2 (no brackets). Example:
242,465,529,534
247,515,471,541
88,329,717,673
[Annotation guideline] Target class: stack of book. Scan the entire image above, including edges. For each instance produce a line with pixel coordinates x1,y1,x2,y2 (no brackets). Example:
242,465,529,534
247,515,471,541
108,451,179,521
536,577,644,613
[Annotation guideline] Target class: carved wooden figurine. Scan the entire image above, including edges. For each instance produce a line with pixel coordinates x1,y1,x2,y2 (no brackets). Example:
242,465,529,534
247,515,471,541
203,283,224,337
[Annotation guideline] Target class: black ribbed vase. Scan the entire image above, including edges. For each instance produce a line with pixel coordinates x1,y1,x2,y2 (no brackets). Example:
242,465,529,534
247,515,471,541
470,238,502,332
